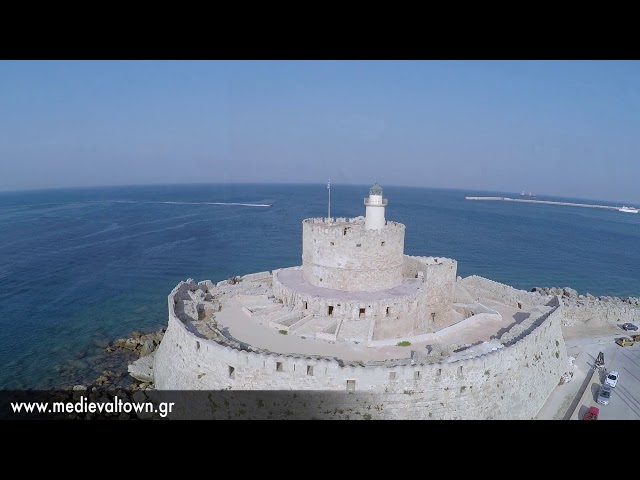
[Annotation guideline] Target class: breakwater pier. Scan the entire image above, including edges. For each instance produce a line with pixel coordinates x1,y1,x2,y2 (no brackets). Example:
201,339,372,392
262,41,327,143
465,196,636,212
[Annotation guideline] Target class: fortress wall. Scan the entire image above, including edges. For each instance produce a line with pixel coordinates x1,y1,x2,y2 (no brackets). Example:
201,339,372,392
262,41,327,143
559,301,640,324
177,301,199,322
272,257,459,339
453,281,476,304
432,311,501,339
198,280,216,292
154,284,567,419
403,256,457,331
453,303,498,316
423,259,457,329
458,275,640,323
302,218,405,291
402,255,455,276
498,307,555,345
239,271,272,282
273,267,431,339
459,275,551,308
460,276,640,325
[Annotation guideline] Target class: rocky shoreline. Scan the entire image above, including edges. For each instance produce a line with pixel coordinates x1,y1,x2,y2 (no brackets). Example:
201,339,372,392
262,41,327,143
41,329,166,420
60,329,164,392
531,286,640,306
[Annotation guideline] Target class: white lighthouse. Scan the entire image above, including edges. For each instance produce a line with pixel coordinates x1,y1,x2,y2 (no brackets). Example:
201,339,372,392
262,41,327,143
364,182,388,230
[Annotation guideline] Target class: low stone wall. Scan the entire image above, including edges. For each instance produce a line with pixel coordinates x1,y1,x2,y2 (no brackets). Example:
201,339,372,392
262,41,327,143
272,266,428,340
272,256,460,339
368,304,501,347
529,287,640,325
434,310,501,339
239,271,272,282
460,275,551,308
403,255,457,330
560,301,640,325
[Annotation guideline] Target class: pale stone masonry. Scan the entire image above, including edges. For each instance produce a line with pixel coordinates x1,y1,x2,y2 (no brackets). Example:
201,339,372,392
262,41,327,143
151,184,571,419
302,217,406,292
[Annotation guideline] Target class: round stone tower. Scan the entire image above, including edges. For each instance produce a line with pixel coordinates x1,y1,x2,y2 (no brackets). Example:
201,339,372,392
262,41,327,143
364,182,387,230
301,183,405,292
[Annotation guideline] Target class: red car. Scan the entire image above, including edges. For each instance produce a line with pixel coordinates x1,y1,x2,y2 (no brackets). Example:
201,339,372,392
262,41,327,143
583,406,599,420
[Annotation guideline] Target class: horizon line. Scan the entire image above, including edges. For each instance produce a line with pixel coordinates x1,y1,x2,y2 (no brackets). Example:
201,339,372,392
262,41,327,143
0,181,636,207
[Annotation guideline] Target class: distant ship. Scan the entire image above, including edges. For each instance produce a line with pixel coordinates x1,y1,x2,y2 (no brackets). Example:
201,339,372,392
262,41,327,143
520,191,536,198
619,206,639,213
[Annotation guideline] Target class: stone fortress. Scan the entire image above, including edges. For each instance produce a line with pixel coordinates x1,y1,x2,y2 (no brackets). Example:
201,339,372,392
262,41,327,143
146,183,573,419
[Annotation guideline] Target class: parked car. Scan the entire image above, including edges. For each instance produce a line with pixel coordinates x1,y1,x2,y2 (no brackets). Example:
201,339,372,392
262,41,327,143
597,384,612,405
621,323,638,331
583,406,599,420
605,371,619,388
616,337,635,347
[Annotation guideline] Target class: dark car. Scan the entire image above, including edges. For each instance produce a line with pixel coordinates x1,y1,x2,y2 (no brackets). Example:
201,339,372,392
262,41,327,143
597,384,612,405
622,323,638,331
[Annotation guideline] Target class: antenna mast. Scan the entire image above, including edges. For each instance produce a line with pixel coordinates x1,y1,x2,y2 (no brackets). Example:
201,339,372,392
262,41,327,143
327,178,331,222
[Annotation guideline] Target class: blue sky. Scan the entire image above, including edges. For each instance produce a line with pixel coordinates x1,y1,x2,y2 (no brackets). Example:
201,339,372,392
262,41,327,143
1,60,639,202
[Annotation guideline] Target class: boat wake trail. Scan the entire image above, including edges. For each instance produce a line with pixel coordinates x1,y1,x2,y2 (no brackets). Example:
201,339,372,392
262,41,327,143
158,201,272,207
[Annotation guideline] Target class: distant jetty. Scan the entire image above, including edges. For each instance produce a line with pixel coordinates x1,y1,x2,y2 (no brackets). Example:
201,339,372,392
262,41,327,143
465,196,636,212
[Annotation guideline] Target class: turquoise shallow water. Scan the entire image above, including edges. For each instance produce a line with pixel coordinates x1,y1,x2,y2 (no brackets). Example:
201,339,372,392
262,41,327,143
0,183,639,389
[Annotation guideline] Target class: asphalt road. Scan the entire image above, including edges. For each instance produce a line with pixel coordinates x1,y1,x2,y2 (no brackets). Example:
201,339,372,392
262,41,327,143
570,335,640,420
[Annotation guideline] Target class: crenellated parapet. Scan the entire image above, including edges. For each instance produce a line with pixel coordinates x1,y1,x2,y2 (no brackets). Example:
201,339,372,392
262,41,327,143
154,277,568,419
302,218,405,291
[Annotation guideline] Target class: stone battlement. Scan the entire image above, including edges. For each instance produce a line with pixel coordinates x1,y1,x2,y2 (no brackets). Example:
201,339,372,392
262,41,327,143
302,218,405,292
153,276,568,419
302,217,404,237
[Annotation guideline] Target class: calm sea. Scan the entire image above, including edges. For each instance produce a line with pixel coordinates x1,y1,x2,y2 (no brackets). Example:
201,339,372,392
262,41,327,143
1,183,639,389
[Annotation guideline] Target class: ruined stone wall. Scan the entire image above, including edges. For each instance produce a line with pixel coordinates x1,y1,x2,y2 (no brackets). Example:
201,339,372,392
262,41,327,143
403,256,457,331
272,255,459,339
154,284,568,419
302,217,405,292
272,267,425,340
559,300,640,325
459,275,551,308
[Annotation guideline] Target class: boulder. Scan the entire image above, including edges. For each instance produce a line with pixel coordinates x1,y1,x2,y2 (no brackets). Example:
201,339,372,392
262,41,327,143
188,289,206,302
114,338,139,350
128,353,155,383
139,338,156,357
